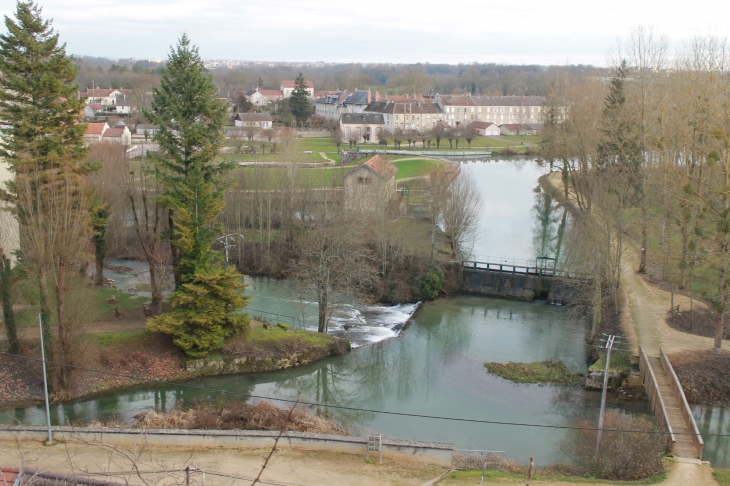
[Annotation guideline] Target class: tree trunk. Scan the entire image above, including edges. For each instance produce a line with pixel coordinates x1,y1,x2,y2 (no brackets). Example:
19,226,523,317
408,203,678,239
93,244,105,286
638,201,647,274
318,286,328,333
169,209,181,289
38,269,54,391
54,261,69,389
715,311,724,352
0,254,19,354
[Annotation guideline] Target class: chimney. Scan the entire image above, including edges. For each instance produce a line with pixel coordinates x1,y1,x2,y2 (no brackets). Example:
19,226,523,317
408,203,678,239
367,90,371,103
375,91,380,102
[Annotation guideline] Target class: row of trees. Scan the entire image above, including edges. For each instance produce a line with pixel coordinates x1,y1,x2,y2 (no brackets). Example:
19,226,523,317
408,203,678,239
334,123,480,150
0,2,250,391
541,28,730,351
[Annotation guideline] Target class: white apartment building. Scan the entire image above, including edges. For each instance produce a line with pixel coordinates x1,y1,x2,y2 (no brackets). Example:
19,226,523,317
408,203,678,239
435,94,545,128
365,100,444,133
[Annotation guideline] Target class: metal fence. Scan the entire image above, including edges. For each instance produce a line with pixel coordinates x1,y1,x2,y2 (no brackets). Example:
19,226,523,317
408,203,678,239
243,307,297,327
452,449,507,470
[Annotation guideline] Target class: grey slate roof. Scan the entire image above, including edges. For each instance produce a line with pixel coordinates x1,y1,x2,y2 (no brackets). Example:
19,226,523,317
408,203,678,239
235,112,273,122
342,90,370,106
365,101,443,115
341,113,384,124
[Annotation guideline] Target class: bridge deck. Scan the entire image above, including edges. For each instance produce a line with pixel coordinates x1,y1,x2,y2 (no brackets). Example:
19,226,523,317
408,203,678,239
646,356,697,458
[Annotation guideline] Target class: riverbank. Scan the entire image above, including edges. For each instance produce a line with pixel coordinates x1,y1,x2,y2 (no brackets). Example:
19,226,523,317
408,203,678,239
0,321,348,410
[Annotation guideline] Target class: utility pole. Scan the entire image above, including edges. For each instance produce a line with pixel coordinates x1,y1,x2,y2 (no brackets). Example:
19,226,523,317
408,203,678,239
216,233,244,268
596,334,616,453
38,313,53,444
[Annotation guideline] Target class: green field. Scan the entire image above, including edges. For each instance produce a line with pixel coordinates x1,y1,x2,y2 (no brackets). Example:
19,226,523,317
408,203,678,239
225,135,540,165
392,158,441,179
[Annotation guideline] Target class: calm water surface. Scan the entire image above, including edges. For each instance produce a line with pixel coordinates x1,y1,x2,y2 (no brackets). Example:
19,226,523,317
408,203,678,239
4,158,727,466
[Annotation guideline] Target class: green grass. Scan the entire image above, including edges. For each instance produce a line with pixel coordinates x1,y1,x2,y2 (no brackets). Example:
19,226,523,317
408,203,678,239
94,329,148,347
245,326,336,346
714,469,730,486
589,351,632,373
446,469,667,484
392,158,440,179
13,283,146,328
484,360,582,385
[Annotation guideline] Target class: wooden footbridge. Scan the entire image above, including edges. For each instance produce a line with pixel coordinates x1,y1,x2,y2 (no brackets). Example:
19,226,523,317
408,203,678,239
639,347,704,459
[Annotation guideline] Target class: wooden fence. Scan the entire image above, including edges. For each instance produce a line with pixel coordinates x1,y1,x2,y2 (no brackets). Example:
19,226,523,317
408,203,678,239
660,349,704,459
461,260,580,278
639,346,675,454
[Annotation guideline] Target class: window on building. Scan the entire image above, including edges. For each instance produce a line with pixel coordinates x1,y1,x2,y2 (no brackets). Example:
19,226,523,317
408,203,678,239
346,127,351,137
357,177,370,185
356,127,361,138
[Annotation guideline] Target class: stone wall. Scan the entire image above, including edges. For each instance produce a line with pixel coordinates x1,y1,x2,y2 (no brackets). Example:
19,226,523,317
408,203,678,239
0,426,455,467
461,268,574,304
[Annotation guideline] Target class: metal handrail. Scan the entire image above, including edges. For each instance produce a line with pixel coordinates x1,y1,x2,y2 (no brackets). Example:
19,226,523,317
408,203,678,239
243,307,297,326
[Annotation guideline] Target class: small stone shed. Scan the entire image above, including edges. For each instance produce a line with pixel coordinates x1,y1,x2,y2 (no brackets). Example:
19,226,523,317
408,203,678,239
343,155,399,211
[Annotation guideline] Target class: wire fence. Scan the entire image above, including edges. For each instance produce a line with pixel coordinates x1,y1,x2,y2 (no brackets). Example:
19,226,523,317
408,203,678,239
243,307,297,327
452,449,507,470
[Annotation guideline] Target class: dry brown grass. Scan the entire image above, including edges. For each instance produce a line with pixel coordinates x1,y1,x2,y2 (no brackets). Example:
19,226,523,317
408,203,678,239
133,400,348,435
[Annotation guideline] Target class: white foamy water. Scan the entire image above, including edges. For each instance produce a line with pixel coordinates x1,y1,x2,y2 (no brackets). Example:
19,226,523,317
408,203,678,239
323,302,421,347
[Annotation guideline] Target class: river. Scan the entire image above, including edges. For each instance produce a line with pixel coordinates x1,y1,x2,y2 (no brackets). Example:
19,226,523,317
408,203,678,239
2,157,727,467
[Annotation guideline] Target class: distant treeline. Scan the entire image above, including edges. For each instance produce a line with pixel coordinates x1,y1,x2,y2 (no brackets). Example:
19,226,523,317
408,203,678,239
72,55,609,97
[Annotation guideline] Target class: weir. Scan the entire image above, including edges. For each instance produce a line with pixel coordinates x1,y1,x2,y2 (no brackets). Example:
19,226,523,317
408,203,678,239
460,260,582,304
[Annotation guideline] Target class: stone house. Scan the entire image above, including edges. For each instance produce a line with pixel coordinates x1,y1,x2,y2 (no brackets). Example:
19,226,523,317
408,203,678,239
246,88,285,106
343,155,399,211
469,121,501,136
84,122,109,143
340,113,385,144
234,112,273,129
280,79,314,98
101,126,132,145
365,100,444,133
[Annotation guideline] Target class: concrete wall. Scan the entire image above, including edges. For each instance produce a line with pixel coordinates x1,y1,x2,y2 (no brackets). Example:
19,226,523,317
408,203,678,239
461,268,572,304
0,426,454,467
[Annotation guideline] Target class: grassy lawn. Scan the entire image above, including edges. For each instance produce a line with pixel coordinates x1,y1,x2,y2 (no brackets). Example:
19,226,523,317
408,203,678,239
441,469,667,485
13,283,145,328
393,158,441,179
715,469,730,486
94,329,149,347
244,326,337,346
484,360,582,385
231,166,348,188
588,351,632,373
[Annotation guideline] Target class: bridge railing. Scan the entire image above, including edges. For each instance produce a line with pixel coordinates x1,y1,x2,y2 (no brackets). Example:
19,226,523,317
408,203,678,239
462,260,580,278
660,349,704,459
639,346,676,454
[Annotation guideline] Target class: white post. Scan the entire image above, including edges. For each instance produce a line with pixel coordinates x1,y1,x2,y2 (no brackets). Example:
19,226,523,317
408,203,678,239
38,313,53,444
596,335,615,454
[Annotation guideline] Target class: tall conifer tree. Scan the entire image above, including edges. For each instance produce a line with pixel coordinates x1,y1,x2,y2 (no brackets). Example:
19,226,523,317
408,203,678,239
145,35,249,358
289,73,312,127
0,1,90,387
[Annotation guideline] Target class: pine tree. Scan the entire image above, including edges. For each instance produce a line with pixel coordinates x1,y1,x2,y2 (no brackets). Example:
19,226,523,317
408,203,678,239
144,34,231,286
596,61,641,179
289,73,312,127
145,35,249,357
0,1,91,386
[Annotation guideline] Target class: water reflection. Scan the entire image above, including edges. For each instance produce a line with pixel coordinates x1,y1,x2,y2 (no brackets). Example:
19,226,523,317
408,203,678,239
531,185,569,269
0,158,668,466
694,405,730,467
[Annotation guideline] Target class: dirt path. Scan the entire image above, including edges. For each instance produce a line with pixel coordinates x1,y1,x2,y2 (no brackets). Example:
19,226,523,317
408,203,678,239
0,440,443,486
621,249,715,355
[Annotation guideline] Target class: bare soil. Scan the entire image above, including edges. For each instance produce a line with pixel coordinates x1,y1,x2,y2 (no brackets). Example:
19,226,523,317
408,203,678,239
669,351,730,406
666,309,730,341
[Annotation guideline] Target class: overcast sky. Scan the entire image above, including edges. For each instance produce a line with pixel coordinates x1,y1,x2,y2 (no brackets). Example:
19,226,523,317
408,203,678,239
1,0,728,65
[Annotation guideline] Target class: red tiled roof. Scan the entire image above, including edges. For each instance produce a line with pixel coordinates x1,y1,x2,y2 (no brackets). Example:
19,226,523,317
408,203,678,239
1,467,19,485
364,155,398,179
85,123,107,135
88,103,104,110
102,127,126,138
281,80,314,89
469,121,499,129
